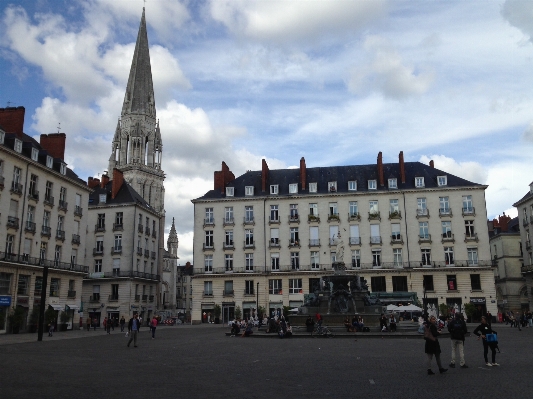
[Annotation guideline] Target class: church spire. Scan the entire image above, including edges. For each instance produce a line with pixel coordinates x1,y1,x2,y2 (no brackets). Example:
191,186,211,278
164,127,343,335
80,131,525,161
167,217,178,259
121,7,155,118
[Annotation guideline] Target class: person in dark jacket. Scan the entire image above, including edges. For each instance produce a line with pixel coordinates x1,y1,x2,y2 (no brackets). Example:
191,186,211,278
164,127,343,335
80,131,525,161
473,316,498,366
425,316,448,375
127,314,141,348
448,313,468,368
305,316,315,333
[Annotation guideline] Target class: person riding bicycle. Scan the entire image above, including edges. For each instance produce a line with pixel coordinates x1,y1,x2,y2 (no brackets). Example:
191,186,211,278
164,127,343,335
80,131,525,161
316,312,323,326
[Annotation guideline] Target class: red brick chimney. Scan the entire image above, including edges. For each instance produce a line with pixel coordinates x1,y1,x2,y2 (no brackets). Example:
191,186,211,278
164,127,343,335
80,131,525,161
214,161,235,193
101,174,110,188
429,160,434,168
87,177,100,189
261,159,269,193
499,213,510,233
0,106,25,138
377,152,384,186
40,133,66,160
300,157,306,190
112,168,124,199
399,151,405,184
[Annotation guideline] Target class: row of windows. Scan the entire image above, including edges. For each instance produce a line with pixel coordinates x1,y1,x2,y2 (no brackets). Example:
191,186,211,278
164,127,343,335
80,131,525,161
203,279,303,296
0,272,74,297
96,212,157,235
5,234,78,265
204,195,475,224
225,176,449,196
203,247,480,272
93,259,155,274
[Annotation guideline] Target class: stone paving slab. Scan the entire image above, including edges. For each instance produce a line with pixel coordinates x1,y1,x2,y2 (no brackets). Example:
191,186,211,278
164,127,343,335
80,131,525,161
0,323,531,399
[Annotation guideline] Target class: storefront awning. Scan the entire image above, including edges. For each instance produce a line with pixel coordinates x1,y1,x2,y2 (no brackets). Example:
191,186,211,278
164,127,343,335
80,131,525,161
49,304,63,311
66,304,80,311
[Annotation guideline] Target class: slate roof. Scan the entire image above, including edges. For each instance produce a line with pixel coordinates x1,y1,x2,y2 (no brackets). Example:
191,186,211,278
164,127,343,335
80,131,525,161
513,190,533,207
88,180,156,214
195,161,485,201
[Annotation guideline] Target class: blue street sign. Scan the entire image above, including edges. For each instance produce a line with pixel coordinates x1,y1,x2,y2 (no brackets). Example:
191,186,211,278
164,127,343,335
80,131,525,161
0,296,12,306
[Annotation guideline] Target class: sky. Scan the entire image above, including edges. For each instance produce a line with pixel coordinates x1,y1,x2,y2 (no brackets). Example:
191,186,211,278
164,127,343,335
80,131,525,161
1,0,532,264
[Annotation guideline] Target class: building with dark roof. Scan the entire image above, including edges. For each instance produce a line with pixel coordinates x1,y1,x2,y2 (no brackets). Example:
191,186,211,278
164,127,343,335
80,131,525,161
190,152,496,324
513,181,533,311
0,106,91,333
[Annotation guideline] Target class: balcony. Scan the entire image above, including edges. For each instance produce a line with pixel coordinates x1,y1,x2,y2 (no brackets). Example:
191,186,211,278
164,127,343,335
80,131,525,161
5,253,88,273
370,236,382,245
25,221,36,233
145,226,150,236
462,207,475,216
223,217,235,227
242,217,254,226
108,294,119,302
41,226,51,237
144,250,150,258
142,295,148,302
269,238,280,248
348,212,361,222
151,251,156,259
368,212,381,221
223,241,234,250
223,290,234,296
43,195,54,207
7,216,19,230
203,218,215,228
418,234,432,244
388,210,402,220
307,214,320,223
349,237,361,245
308,239,320,247
289,214,300,223
56,230,65,241
244,241,255,249
149,295,154,302
10,181,23,195
137,247,143,256
288,240,301,248
113,223,123,231
464,233,478,242
152,230,157,239
268,216,280,225
416,208,429,218
72,234,80,245
203,291,213,297
95,223,105,233
58,200,68,211
327,213,340,222
202,243,214,251
93,247,104,256
89,295,100,303
138,224,144,233
441,232,455,243
390,234,403,244
67,290,76,298
111,246,122,254
439,208,452,217
135,295,140,302
28,190,39,202
74,206,83,217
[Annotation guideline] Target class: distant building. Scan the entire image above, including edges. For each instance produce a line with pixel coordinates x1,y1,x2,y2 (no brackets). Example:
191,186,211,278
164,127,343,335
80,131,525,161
489,214,524,314
190,152,496,324
162,218,179,310
0,106,91,333
513,181,533,311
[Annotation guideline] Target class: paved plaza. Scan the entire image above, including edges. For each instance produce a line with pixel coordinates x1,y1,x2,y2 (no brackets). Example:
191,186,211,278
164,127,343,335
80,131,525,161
0,324,531,399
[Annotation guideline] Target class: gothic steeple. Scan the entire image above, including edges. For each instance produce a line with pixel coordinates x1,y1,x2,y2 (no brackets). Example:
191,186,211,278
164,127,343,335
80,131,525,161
108,7,165,215
167,217,179,259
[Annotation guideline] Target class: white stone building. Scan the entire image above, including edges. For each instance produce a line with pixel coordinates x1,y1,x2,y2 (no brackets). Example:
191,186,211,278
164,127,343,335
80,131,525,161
190,152,497,324
513,181,533,311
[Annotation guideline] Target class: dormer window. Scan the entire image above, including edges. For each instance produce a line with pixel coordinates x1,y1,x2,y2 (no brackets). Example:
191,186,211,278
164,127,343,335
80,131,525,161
368,180,377,190
289,184,298,194
99,194,107,204
14,139,22,153
31,148,39,161
437,176,447,187
348,181,357,191
328,182,337,192
245,186,254,196
60,163,66,175
309,182,317,193
415,177,425,188
46,156,53,168
226,187,234,197
388,178,397,189
0,129,4,144
270,185,279,195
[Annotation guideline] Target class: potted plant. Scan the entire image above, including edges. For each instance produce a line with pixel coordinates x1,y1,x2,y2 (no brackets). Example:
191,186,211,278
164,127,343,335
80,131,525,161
463,303,476,323
28,305,40,333
234,305,242,320
8,307,25,334
45,306,56,332
59,311,70,331
438,303,450,319
213,304,221,324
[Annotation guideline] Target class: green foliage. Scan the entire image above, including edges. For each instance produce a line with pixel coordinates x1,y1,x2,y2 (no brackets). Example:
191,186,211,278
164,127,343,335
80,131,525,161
234,305,242,319
283,306,290,318
258,306,266,318
439,303,450,317
29,306,40,325
45,307,56,326
8,307,26,329
213,304,221,318
463,303,476,318
60,310,70,324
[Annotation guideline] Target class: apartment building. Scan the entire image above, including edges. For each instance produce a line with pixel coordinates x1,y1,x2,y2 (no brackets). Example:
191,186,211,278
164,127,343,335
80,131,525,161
513,181,533,311
82,169,162,326
0,107,91,333
190,152,497,324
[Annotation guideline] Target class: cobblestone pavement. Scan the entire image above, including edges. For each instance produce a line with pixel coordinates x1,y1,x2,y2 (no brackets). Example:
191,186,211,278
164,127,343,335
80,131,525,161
0,323,531,399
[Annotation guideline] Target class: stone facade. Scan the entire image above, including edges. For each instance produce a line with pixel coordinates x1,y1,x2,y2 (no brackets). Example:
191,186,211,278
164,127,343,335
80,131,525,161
513,182,533,311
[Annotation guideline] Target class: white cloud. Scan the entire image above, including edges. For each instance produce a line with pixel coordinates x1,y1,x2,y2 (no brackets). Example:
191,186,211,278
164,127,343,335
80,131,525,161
419,155,487,185
523,123,533,143
501,0,533,44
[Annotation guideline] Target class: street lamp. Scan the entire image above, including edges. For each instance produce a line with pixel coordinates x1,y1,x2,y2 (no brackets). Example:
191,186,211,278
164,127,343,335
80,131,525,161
256,282,259,318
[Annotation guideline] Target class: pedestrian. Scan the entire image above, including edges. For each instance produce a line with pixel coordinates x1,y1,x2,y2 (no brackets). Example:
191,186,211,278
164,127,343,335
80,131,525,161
151,316,158,339
448,313,468,368
127,314,140,348
424,315,448,375
120,316,126,332
473,316,499,367
93,317,97,331
207,312,212,324
48,320,55,337
111,317,115,331
103,317,108,333
86,317,91,331
380,314,388,332
106,317,112,334
486,311,492,327
305,315,315,333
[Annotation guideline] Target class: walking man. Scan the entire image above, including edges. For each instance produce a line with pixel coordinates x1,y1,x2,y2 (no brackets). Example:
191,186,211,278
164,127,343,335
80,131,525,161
151,316,158,339
448,313,468,368
127,314,140,348
119,316,126,332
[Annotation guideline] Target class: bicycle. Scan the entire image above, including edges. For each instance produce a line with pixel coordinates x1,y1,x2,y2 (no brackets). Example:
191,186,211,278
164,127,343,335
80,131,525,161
312,324,334,338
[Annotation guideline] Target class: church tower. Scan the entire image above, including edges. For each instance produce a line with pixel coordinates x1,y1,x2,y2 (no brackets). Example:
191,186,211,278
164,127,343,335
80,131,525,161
108,7,165,214
167,217,179,259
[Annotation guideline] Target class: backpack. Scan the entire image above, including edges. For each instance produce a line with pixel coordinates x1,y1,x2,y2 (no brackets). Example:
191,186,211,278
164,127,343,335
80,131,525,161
450,319,464,340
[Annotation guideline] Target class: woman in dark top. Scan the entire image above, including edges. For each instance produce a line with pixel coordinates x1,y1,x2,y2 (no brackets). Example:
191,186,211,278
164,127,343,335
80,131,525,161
425,316,448,375
473,316,498,366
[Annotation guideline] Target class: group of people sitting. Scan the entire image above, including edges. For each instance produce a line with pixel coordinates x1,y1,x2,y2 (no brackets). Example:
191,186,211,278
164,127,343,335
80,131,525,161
343,315,366,332
379,313,398,332
266,315,293,338
230,318,255,337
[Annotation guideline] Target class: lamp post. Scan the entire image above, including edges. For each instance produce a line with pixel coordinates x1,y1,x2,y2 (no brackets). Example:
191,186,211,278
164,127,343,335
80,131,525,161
422,278,428,322
256,282,259,319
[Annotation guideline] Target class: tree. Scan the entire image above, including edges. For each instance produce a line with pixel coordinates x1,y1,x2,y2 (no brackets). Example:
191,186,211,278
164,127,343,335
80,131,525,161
463,303,476,322
234,306,242,320
7,307,26,334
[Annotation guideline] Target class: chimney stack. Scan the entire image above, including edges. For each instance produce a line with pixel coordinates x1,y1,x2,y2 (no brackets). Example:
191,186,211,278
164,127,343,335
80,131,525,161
112,168,124,199
87,177,100,189
101,173,110,188
300,157,307,191
429,160,434,168
261,159,269,193
40,133,66,160
214,161,235,193
0,106,25,138
399,151,405,184
377,152,384,186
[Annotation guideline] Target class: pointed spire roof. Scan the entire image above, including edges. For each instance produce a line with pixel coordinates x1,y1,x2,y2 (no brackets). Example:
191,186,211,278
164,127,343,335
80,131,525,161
168,217,178,242
121,8,156,118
